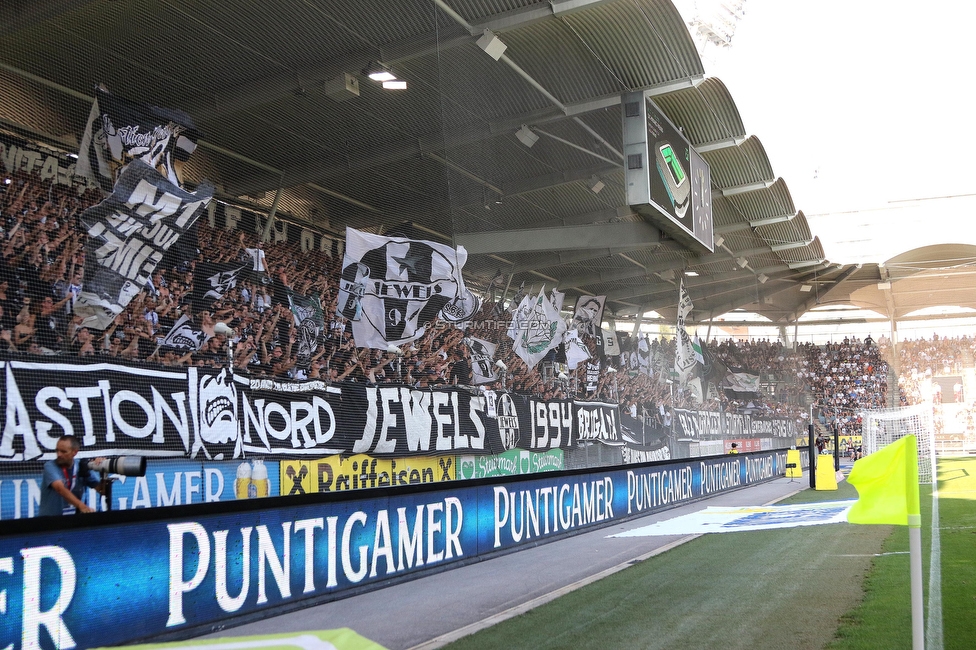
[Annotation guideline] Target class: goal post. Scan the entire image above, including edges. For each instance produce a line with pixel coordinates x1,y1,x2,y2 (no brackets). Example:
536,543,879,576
858,403,937,485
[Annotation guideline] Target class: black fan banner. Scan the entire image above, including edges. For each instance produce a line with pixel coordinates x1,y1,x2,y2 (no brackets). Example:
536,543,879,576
0,358,628,462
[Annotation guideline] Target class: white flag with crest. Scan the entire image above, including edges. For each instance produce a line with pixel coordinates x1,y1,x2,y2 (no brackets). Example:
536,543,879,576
509,288,567,369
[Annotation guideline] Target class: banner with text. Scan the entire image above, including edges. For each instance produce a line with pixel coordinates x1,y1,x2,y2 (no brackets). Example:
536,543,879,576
0,450,796,649
0,359,625,463
672,408,796,440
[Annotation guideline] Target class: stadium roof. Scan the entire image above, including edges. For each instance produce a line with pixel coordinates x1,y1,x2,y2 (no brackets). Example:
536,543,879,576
0,0,919,324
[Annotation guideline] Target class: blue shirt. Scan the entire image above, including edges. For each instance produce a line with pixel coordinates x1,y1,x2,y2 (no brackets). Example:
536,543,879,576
39,458,100,517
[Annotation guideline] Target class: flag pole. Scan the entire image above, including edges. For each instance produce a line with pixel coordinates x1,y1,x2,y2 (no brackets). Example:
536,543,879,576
847,434,924,649
906,431,924,650
909,521,924,650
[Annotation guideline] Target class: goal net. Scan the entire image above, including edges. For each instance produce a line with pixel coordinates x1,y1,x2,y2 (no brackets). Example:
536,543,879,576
859,403,936,484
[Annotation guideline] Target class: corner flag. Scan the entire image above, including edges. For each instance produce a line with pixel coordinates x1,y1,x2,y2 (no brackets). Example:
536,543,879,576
847,434,920,527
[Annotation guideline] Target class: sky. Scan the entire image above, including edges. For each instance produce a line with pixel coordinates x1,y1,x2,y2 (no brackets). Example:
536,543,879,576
675,0,976,265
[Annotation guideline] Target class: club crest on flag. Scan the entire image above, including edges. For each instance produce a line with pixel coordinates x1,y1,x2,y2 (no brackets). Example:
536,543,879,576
464,336,498,385
337,228,470,349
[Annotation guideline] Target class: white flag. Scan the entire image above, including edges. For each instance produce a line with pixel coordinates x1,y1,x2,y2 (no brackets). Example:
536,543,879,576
674,280,697,382
550,288,566,312
637,333,653,377
336,227,469,349
464,336,498,385
563,329,591,370
509,289,567,369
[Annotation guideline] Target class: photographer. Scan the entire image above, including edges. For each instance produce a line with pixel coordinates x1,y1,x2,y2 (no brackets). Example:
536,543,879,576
40,434,104,516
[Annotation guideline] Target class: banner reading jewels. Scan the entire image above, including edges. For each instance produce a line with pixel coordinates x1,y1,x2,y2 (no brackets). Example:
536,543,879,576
0,359,624,462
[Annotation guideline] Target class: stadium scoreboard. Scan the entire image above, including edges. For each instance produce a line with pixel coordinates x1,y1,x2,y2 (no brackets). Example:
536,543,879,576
622,91,714,253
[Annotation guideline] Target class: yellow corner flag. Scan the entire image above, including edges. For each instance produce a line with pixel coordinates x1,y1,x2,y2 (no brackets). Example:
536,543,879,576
847,434,920,527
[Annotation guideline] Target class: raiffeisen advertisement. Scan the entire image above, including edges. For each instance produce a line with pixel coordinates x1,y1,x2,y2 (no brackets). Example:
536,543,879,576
0,450,797,649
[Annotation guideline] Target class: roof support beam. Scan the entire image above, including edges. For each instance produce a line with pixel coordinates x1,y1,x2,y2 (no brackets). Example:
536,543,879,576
769,238,814,252
749,212,797,228
713,221,752,235
694,136,746,153
786,258,827,270
1,0,98,36
510,245,651,274
783,264,861,321
500,163,619,197
604,266,786,304
554,243,785,289
719,179,776,197
488,75,704,134
457,221,660,255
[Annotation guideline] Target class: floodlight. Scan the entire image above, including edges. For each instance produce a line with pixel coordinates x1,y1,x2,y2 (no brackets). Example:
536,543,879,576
515,125,539,148
476,29,507,60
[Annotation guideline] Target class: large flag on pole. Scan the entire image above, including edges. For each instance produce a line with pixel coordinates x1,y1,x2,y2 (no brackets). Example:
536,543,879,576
563,328,591,370
75,159,213,329
77,87,203,193
637,333,652,377
572,294,605,336
692,334,704,364
674,280,697,383
192,262,247,313
509,288,567,369
847,434,920,526
336,227,471,349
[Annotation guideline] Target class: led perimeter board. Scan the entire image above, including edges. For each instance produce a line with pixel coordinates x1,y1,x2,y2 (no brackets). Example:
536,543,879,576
622,91,713,253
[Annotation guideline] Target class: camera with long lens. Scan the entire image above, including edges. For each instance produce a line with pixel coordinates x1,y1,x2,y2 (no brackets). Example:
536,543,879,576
87,456,147,477
85,457,147,512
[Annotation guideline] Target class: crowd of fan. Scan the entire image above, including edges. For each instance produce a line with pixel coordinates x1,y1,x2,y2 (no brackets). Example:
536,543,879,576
885,335,975,437
2,169,669,407
798,336,888,436
887,335,969,406
0,168,851,432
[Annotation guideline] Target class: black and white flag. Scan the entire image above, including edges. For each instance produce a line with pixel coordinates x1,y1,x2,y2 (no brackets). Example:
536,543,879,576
77,88,202,193
75,159,213,330
508,289,566,369
572,295,606,337
336,227,471,349
508,281,526,313
288,291,324,369
637,333,653,377
550,288,566,312
674,280,697,382
464,336,498,385
563,328,591,370
193,262,247,312
157,314,208,350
